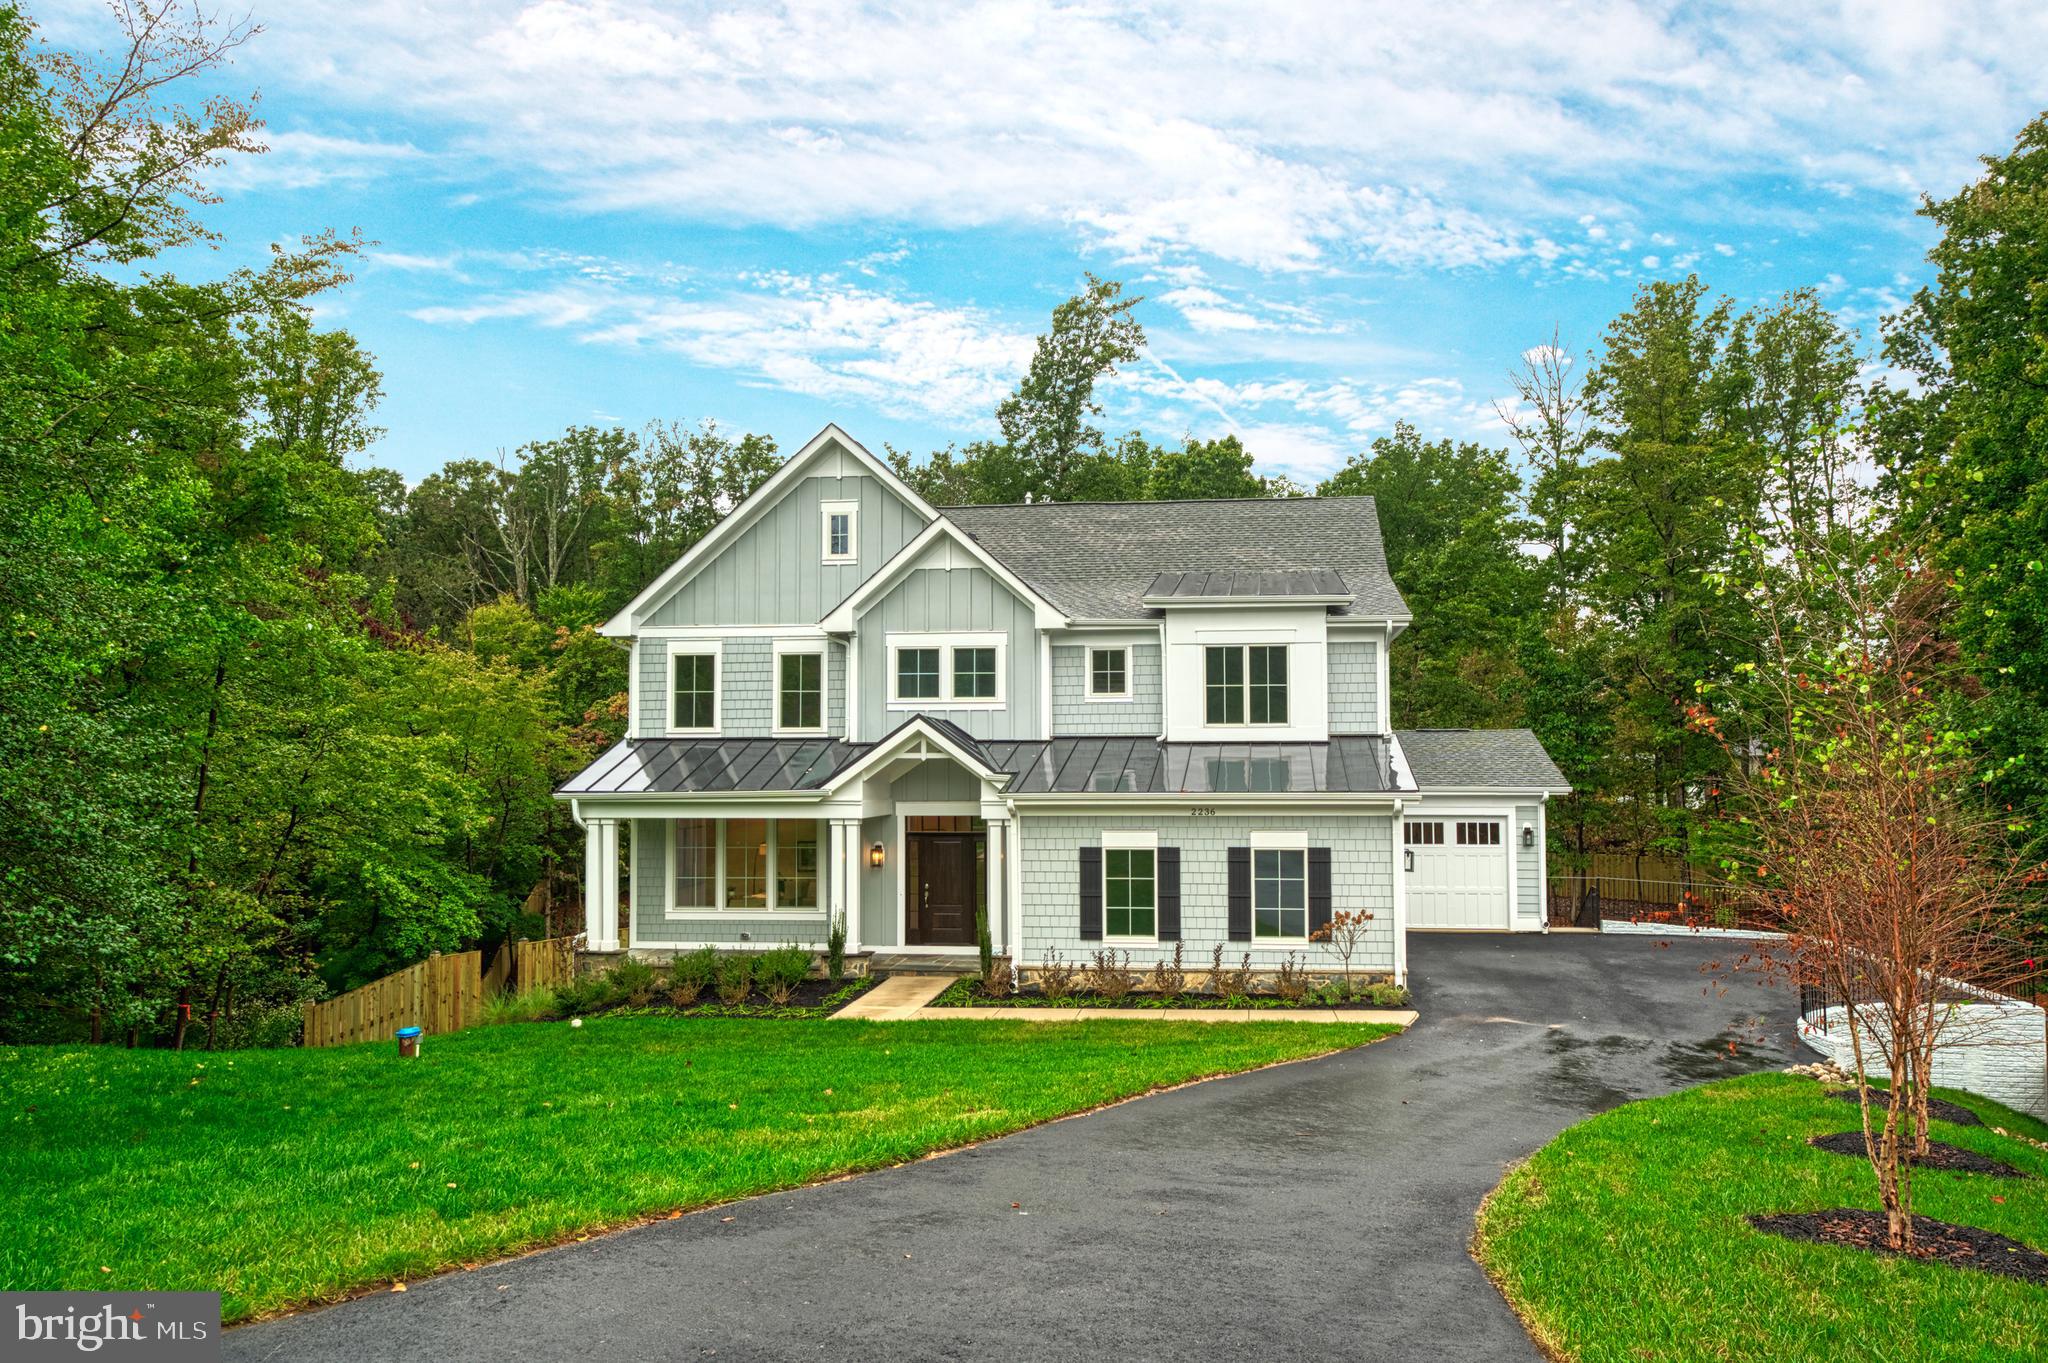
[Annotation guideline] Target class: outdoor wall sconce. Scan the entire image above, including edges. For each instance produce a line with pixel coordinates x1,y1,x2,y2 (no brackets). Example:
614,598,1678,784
869,842,886,868
1522,825,1536,848
1402,848,1414,872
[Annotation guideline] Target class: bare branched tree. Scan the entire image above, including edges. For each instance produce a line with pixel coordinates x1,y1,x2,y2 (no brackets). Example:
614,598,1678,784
1693,524,2044,1250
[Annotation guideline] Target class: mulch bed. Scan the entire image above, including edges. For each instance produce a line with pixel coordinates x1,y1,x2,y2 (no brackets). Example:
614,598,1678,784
929,982,1409,1011
1749,1210,2048,1286
1830,1088,1984,1127
1807,1131,2027,1178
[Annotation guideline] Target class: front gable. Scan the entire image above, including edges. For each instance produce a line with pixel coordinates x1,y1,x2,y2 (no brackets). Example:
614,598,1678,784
604,425,935,634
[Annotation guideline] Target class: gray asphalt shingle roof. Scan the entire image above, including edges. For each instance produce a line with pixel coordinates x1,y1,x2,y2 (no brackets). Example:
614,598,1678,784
939,497,1409,621
1397,728,1571,792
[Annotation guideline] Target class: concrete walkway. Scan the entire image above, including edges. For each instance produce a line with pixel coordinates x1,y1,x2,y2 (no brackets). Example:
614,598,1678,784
934,1004,1418,1024
226,934,1799,1363
832,974,954,1019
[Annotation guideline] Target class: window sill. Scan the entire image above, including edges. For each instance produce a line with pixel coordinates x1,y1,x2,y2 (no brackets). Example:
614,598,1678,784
1084,693,1133,703
664,728,722,738
770,727,830,738
821,556,857,567
887,699,1003,709
664,909,829,920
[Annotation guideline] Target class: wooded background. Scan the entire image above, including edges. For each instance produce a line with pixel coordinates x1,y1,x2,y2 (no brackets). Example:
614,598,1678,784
3,5,2043,1044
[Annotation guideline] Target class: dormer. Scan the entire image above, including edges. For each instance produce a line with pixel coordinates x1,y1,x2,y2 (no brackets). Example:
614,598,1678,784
1144,571,1353,743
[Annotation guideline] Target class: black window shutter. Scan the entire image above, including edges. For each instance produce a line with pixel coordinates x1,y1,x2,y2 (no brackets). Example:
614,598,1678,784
1156,847,1181,941
1308,846,1333,938
1078,846,1103,941
1227,846,1251,941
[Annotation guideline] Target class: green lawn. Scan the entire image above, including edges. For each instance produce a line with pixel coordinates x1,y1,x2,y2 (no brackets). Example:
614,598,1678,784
1476,1074,2048,1363
0,1015,1393,1323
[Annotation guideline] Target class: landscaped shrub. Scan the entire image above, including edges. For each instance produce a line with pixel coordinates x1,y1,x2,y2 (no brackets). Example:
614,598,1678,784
1082,949,1139,1003
481,985,558,1025
1037,948,1077,999
982,956,1015,996
1213,951,1256,1001
1148,941,1188,998
976,904,993,982
754,945,812,1005
827,915,847,982
1363,982,1411,1007
554,970,614,1017
715,953,754,1005
668,945,717,1007
611,956,659,1007
1273,952,1309,1003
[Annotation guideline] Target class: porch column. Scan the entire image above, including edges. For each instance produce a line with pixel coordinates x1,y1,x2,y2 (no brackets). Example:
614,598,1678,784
985,818,1008,953
584,817,622,952
833,817,863,956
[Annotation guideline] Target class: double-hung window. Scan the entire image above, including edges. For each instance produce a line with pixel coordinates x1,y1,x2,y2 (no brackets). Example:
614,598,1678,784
821,501,858,564
671,819,823,914
668,646,719,733
777,650,824,732
889,634,1005,706
1104,845,1157,939
1204,644,1288,726
1253,846,1308,939
1089,647,1129,699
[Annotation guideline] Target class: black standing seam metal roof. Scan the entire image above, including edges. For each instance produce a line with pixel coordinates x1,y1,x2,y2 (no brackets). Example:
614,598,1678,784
1143,569,1350,599
558,730,1410,797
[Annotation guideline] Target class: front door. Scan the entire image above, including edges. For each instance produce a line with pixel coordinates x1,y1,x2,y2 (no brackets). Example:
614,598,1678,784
907,827,981,946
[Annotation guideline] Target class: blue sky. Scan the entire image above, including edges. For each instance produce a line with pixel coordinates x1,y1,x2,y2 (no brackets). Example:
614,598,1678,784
39,1,2048,485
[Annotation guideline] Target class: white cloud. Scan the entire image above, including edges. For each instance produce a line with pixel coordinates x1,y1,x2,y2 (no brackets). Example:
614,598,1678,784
208,129,423,190
227,1,2048,278
409,260,1033,424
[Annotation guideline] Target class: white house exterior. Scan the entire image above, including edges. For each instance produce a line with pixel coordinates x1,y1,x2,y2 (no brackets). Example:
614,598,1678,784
557,425,1571,983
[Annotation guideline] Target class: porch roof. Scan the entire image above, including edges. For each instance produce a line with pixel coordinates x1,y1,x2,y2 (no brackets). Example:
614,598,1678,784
558,731,1407,798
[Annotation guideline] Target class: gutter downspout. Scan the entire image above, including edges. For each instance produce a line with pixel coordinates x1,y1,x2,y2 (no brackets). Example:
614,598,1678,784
1391,796,1408,987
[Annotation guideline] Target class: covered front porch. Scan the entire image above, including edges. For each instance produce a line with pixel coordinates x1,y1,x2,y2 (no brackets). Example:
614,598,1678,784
568,720,1018,962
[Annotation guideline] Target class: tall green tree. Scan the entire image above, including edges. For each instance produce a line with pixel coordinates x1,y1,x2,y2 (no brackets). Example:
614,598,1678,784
994,274,1146,502
1874,113,2048,837
1318,424,1534,727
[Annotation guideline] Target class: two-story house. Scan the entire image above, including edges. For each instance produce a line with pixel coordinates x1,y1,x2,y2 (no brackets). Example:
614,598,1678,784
557,425,1570,983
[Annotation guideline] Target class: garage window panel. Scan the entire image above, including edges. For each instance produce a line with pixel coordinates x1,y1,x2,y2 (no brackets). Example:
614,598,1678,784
1404,821,1443,845
1456,821,1501,846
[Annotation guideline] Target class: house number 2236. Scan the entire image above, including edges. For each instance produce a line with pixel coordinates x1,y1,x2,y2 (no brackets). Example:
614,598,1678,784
1188,806,1218,817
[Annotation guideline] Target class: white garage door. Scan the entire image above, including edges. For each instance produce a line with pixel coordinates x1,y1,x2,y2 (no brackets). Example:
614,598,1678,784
1405,819,1509,930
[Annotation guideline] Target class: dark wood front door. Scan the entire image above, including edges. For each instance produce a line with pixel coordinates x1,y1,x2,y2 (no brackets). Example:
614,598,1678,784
907,831,980,946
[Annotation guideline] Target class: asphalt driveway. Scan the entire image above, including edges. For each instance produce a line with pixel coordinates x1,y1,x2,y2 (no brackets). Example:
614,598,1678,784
226,933,1801,1363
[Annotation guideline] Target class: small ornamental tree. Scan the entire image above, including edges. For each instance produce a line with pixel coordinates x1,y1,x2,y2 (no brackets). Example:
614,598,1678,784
1693,522,2043,1251
1311,910,1375,997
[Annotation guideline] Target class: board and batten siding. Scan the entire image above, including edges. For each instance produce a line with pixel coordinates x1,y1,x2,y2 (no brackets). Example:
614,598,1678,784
1050,643,1163,736
859,812,896,947
856,565,1042,740
1016,812,1395,972
645,470,925,627
637,638,846,737
1515,803,1541,923
628,818,831,947
1328,639,1380,733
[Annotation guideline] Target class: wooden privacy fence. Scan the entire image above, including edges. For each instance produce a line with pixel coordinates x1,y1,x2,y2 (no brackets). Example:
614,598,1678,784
482,942,512,997
515,934,579,992
301,950,482,1048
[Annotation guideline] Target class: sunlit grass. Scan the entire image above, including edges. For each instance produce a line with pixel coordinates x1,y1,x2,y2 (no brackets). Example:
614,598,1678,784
1,1015,1394,1322
1476,1074,2048,1363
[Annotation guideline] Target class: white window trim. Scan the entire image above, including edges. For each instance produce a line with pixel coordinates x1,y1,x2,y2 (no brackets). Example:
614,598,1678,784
665,640,722,736
1101,830,1160,943
771,639,829,737
1202,642,1290,730
887,631,1007,709
1085,645,1132,702
821,500,859,564
1250,830,1310,943
666,817,829,919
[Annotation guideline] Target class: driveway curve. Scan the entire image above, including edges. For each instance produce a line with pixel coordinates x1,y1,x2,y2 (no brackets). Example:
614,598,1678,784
227,933,1800,1363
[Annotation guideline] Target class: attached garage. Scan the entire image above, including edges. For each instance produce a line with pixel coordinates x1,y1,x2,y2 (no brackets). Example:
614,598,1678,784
1404,817,1510,930
1393,729,1574,938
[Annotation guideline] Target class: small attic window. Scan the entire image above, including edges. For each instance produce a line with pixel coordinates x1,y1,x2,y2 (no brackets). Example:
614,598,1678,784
821,500,858,564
